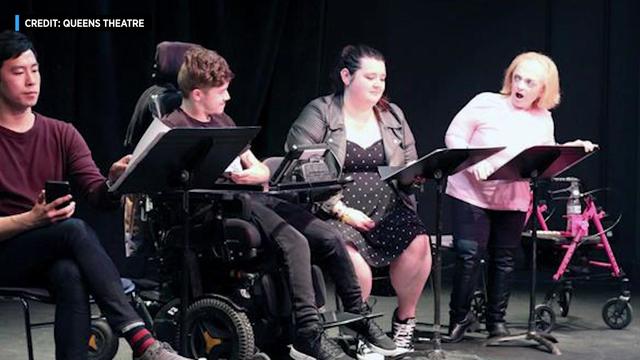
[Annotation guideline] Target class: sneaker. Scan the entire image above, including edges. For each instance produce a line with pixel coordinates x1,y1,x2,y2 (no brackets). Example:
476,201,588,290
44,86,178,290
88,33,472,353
133,341,191,360
318,332,354,360
346,316,397,355
290,326,322,360
391,309,415,353
356,340,384,360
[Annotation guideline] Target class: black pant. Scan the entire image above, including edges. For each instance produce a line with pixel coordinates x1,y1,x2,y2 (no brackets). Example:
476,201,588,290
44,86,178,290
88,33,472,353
256,195,363,313
0,219,142,360
448,197,525,324
248,199,321,334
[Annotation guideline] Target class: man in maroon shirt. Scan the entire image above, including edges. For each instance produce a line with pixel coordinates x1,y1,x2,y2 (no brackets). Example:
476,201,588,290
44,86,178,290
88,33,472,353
0,31,190,360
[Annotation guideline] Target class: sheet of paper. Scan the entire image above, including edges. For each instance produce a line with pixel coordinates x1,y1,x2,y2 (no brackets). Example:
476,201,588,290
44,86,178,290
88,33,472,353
131,118,171,160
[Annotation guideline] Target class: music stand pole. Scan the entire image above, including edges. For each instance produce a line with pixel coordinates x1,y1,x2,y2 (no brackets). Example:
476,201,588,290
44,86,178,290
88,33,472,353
380,147,504,360
180,171,192,349
427,169,446,359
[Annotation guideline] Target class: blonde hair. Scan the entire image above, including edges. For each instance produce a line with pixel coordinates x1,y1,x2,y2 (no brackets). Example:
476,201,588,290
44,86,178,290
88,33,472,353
177,47,234,98
500,52,560,110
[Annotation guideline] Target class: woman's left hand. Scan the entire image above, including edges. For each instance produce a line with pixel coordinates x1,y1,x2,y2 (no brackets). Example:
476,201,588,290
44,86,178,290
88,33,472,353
563,139,599,152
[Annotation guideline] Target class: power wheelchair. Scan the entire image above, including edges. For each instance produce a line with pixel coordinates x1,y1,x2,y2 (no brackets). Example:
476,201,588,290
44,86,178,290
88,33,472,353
122,41,364,360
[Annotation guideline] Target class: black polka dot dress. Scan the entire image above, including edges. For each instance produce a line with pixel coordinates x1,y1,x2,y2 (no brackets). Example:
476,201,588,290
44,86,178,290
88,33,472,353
327,140,427,267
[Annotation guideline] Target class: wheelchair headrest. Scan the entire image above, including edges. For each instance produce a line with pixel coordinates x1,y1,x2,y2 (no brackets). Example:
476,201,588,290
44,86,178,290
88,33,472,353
125,41,199,149
153,41,200,85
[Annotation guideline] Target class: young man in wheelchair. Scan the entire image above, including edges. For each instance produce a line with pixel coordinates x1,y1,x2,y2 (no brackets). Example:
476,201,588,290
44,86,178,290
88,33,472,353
0,31,191,360
160,45,398,360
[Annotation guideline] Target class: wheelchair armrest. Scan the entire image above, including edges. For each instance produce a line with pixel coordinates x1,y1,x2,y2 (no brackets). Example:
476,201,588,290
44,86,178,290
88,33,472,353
210,218,262,262
219,193,253,220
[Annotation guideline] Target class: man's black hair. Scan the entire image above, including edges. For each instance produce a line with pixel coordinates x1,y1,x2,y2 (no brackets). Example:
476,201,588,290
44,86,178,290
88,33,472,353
0,30,37,66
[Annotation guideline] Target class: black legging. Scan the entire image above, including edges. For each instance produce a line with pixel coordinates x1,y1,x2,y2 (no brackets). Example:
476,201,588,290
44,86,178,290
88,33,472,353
0,219,142,359
248,200,321,334
255,194,363,313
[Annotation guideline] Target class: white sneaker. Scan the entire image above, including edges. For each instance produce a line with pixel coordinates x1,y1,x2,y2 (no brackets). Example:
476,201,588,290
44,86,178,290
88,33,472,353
391,310,415,353
356,340,384,360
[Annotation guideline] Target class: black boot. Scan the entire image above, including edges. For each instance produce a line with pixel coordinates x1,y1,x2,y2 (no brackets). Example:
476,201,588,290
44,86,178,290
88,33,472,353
448,239,482,330
485,248,515,338
445,311,479,343
486,322,510,338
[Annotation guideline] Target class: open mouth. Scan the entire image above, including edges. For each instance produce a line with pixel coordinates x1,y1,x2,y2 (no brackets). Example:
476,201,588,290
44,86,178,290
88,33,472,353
515,92,524,99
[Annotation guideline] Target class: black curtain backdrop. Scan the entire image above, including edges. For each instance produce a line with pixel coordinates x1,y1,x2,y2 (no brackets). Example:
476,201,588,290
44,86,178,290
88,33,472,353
3,0,639,280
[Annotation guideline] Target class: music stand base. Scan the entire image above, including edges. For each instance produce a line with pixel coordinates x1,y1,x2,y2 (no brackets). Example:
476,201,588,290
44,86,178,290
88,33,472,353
485,331,561,355
388,349,487,360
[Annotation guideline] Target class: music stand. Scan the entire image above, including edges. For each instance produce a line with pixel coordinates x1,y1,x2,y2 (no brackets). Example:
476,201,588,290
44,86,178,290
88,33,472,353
381,147,504,360
485,145,597,355
110,127,260,352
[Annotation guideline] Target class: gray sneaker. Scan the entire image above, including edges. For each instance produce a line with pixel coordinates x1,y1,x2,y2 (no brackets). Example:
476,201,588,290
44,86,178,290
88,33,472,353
134,341,192,360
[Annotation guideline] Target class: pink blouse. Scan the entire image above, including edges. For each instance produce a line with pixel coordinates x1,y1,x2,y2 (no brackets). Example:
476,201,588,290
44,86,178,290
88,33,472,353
445,92,556,211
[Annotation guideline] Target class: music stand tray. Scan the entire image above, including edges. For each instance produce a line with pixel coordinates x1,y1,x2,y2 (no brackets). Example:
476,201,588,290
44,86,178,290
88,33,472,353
110,127,260,194
485,145,597,356
381,147,504,360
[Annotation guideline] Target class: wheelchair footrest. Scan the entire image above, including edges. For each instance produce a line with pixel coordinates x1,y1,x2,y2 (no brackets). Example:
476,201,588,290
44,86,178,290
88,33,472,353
320,311,383,329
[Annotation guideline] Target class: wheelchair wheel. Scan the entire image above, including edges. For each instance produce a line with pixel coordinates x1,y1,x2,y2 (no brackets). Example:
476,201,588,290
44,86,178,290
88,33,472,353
181,297,255,359
602,297,633,329
153,299,182,349
470,290,487,324
251,352,271,360
87,318,119,360
534,304,556,333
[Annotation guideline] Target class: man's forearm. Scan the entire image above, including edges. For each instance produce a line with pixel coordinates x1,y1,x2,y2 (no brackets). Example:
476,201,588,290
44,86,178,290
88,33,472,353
0,212,34,242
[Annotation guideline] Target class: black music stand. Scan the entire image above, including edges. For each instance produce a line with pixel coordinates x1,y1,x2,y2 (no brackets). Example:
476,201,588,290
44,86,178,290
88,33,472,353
485,145,597,355
381,147,504,360
109,126,260,353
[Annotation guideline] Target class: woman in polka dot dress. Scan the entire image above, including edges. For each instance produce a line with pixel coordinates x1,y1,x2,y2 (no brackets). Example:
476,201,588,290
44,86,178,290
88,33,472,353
286,44,432,352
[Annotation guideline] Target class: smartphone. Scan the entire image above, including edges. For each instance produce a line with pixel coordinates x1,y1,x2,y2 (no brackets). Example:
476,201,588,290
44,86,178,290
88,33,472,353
45,180,71,208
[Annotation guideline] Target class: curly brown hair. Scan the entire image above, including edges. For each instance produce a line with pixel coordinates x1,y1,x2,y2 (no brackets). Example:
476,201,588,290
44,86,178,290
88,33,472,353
177,47,234,97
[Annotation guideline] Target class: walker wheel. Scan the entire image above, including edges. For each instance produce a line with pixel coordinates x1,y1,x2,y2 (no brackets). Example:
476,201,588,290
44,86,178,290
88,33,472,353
470,290,487,324
534,304,556,333
558,288,573,317
602,297,633,329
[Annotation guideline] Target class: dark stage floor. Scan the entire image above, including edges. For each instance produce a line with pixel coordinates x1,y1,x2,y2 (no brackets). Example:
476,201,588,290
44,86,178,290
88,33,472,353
1,268,637,360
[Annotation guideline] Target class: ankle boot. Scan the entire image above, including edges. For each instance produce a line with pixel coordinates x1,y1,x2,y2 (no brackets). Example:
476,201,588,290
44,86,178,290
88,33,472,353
445,311,479,343
486,322,510,338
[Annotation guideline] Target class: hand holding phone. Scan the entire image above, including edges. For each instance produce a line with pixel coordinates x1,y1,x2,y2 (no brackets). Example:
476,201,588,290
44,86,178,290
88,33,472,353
45,180,71,209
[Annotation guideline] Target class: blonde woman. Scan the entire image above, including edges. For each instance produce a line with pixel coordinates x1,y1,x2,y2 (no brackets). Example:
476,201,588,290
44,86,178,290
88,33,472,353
444,52,596,342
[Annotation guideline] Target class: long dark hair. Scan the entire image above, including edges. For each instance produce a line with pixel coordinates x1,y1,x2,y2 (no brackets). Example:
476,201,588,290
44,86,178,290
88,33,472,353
331,44,390,112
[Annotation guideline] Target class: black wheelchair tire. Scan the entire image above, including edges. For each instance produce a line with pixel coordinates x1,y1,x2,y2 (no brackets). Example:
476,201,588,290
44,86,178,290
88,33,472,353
181,297,255,360
87,318,119,360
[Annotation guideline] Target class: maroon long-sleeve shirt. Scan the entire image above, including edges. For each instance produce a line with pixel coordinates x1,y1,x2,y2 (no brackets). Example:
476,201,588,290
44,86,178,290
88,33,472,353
0,113,113,216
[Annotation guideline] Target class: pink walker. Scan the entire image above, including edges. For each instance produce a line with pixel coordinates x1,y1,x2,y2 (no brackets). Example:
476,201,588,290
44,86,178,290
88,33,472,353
523,177,632,332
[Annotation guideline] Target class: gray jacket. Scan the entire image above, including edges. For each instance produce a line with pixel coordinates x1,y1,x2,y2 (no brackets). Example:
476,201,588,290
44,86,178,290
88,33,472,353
285,94,418,214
